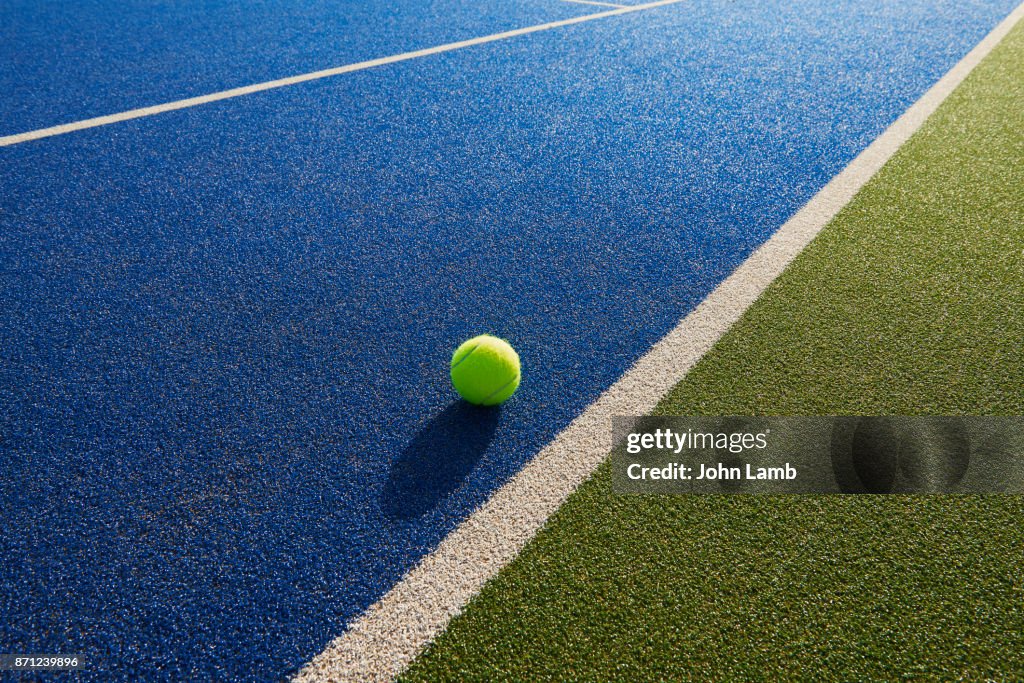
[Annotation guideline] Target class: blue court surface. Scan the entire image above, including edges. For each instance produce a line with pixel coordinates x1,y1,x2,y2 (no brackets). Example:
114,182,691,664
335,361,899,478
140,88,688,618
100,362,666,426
0,0,1017,679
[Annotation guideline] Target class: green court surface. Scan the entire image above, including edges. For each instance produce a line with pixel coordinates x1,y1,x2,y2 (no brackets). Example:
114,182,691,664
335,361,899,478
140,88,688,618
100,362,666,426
401,19,1024,683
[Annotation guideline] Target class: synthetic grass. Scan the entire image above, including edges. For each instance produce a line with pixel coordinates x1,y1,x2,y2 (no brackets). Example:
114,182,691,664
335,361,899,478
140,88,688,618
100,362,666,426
401,18,1024,683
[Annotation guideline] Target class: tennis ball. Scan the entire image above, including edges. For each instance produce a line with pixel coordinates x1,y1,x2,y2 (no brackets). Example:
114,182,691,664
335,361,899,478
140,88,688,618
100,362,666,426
450,334,521,406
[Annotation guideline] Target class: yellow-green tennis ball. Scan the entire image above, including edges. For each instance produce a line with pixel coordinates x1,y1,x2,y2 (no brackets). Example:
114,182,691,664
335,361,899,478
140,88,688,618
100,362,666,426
450,334,521,406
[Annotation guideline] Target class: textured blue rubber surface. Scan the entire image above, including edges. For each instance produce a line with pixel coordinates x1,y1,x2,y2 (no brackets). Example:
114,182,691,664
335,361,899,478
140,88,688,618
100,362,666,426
0,0,1017,679
0,0,592,136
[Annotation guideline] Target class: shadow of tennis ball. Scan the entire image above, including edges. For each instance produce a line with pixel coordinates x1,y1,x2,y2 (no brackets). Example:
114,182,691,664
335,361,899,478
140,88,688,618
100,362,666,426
896,417,970,492
830,417,899,493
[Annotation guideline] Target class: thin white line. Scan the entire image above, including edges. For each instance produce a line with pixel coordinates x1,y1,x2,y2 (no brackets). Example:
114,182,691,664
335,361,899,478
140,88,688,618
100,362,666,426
563,0,629,9
0,0,683,148
291,3,1024,682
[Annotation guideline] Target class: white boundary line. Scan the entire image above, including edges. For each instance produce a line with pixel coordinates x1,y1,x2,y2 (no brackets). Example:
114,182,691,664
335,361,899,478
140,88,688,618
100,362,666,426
292,3,1024,681
0,0,683,148
562,0,629,9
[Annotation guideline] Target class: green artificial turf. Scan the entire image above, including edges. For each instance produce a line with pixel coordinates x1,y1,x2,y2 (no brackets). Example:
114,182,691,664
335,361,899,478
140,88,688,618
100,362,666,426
402,20,1024,683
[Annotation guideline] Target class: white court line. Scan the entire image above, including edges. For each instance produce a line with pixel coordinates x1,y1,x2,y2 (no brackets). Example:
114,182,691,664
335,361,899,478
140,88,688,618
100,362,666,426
291,2,1024,682
0,0,682,148
563,0,629,9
